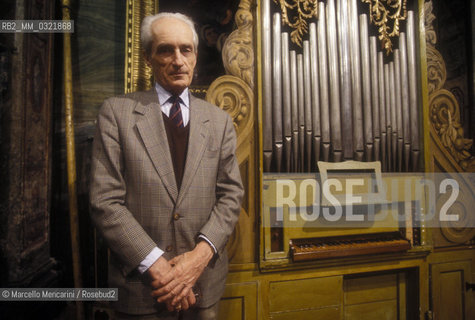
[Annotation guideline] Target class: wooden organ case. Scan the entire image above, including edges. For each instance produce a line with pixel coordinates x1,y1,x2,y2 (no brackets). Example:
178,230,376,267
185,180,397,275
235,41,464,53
258,0,428,270
261,161,424,268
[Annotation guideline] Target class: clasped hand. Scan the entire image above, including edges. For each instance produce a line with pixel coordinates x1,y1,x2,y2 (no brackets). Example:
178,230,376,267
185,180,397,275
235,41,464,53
148,242,214,312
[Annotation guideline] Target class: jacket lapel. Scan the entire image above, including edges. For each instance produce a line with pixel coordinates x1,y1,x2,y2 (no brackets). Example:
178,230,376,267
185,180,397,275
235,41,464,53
176,95,210,207
135,88,179,203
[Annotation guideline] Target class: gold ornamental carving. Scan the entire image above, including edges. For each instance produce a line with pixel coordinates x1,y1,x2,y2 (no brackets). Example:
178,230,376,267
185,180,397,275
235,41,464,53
222,0,255,89
206,0,256,264
361,0,407,55
429,90,473,166
273,0,318,47
206,76,253,141
426,46,446,95
124,0,158,93
424,2,445,95
208,0,255,138
424,0,474,171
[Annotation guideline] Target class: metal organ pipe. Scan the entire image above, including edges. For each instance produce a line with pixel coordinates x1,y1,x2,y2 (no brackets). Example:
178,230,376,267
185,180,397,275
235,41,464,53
261,3,420,173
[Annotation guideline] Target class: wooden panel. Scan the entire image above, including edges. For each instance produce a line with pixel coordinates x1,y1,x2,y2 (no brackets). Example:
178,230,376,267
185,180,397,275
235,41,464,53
219,298,243,320
270,307,340,320
398,273,407,320
344,300,397,320
431,261,471,320
344,274,398,305
343,272,413,320
269,276,342,312
440,271,463,319
219,282,258,320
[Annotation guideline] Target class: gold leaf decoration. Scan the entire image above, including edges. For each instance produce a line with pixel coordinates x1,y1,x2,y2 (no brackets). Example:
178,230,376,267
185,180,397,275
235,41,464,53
222,0,254,88
273,0,318,47
361,0,407,55
425,0,475,171
206,75,253,138
206,0,256,264
124,0,158,93
430,90,473,165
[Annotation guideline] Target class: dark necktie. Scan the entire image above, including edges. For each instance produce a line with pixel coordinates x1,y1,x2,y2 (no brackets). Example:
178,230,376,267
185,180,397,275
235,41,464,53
168,95,184,128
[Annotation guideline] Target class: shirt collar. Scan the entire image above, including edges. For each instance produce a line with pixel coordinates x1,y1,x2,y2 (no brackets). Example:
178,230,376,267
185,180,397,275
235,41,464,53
154,83,190,108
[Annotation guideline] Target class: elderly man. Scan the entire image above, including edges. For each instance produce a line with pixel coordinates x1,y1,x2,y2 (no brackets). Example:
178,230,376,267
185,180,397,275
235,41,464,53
90,12,243,319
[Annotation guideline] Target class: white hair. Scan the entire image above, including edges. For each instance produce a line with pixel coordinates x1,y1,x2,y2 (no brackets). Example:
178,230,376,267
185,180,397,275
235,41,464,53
141,12,199,58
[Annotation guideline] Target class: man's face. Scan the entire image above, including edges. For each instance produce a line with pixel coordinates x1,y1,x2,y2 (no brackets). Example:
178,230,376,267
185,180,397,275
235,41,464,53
146,17,197,95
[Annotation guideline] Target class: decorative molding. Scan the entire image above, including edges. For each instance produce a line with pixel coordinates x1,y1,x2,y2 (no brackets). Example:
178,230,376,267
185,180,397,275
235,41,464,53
273,0,318,47
189,86,208,96
206,75,253,139
429,90,473,165
361,0,407,55
206,0,256,264
222,0,255,89
424,0,475,171
124,0,157,93
207,0,255,141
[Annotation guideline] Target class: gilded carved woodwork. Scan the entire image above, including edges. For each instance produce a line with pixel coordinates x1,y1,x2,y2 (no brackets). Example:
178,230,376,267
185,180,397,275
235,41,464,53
206,76,253,138
430,91,473,165
206,0,256,264
361,0,407,55
424,0,475,172
222,4,255,89
124,0,157,93
205,0,255,159
424,0,475,246
273,0,318,47
271,0,407,54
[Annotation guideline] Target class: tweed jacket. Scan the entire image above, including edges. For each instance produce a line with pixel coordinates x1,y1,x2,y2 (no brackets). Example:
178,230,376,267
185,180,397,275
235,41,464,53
89,88,243,315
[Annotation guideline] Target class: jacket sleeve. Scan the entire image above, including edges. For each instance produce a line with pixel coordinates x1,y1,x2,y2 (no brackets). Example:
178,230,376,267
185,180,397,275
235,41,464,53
199,113,244,254
89,99,156,276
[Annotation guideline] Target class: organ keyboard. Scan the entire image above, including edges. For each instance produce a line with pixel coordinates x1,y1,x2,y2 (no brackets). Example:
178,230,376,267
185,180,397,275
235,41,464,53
290,232,411,262
260,164,423,269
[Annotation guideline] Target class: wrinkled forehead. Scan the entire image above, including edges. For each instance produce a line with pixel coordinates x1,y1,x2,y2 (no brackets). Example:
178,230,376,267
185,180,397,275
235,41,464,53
151,17,194,45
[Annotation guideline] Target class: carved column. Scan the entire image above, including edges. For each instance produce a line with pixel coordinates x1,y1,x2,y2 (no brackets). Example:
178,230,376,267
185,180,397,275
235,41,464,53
206,0,257,265
424,0,475,247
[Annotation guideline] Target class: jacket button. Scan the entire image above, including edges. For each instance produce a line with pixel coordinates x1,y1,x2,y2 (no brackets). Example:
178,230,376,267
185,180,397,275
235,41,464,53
173,213,181,220
166,245,173,252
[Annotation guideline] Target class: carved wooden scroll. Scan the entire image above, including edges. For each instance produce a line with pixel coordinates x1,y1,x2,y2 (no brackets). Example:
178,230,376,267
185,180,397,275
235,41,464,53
206,0,256,265
424,0,475,172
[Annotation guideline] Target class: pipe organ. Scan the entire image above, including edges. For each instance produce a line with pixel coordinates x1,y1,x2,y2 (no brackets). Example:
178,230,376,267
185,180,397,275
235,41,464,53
261,0,421,173
260,0,425,268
